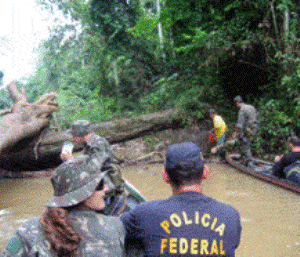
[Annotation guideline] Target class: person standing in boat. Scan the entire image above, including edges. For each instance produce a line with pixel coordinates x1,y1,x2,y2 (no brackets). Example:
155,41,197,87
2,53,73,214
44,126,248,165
121,142,242,256
209,108,228,147
61,119,125,203
0,155,125,256
61,120,121,168
232,95,258,164
272,136,300,185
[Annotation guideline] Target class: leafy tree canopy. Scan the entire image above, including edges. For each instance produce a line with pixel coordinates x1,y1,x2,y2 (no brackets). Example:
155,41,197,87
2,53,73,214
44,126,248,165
15,0,300,156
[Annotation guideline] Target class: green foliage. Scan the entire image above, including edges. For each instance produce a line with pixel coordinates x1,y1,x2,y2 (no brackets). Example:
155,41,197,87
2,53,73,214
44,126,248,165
0,89,12,110
127,13,159,38
255,78,299,154
178,86,209,119
175,28,208,54
55,90,119,127
258,99,292,144
22,0,300,158
139,73,180,112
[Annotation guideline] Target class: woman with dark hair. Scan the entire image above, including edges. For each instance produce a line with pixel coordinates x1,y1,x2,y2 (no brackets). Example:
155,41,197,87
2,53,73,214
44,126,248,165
272,136,300,185
1,155,125,256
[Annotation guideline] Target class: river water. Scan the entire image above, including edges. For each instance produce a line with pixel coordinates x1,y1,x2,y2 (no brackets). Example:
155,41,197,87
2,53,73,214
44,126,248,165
0,163,299,256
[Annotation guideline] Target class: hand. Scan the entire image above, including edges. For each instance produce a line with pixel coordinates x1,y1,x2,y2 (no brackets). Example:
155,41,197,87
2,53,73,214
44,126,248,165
60,151,74,161
274,155,283,162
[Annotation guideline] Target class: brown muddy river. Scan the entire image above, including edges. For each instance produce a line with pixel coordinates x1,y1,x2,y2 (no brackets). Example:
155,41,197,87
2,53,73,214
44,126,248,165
0,163,299,256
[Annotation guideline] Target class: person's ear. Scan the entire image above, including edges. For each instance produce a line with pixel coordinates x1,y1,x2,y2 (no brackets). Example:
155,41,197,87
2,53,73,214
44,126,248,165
162,169,170,184
202,164,209,179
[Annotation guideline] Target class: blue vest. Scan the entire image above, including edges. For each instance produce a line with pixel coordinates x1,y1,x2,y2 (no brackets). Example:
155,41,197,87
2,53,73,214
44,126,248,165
121,192,241,257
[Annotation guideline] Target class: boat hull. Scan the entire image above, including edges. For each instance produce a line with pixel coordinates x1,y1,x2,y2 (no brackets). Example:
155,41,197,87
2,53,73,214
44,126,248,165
225,153,300,194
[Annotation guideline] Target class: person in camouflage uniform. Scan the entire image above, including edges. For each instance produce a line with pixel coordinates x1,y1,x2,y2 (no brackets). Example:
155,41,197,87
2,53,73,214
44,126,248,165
233,95,258,163
0,155,125,257
61,120,118,167
61,120,125,203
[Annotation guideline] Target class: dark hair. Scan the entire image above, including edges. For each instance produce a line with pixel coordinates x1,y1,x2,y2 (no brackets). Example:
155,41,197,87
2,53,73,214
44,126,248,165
209,109,216,115
165,143,204,187
287,136,300,147
41,207,82,257
166,162,203,187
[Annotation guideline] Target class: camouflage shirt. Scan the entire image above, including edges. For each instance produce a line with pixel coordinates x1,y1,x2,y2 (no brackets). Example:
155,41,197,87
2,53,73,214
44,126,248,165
84,134,115,166
0,206,125,257
236,104,258,133
85,134,124,194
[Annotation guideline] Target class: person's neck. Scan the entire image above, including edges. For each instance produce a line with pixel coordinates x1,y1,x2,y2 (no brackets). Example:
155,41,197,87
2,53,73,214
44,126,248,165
84,133,92,142
172,184,203,195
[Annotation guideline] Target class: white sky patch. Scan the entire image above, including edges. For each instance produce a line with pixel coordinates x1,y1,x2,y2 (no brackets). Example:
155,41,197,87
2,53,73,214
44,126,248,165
0,1,83,89
0,0,52,86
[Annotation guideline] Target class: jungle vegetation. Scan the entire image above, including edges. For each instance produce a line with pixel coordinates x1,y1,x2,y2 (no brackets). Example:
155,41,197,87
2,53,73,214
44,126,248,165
1,0,300,157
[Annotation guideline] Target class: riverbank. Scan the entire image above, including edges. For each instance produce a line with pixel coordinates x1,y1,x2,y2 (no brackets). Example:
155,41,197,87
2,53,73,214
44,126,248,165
114,124,214,164
0,125,215,179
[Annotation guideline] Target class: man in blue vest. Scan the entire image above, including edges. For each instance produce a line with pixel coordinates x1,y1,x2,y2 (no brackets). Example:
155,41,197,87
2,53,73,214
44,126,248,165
121,142,242,256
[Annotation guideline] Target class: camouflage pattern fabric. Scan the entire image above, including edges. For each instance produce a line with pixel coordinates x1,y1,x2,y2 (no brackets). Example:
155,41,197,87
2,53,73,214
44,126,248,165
236,104,258,134
71,120,91,136
85,134,125,194
240,135,254,160
236,104,258,160
0,206,125,257
84,133,115,167
47,155,106,208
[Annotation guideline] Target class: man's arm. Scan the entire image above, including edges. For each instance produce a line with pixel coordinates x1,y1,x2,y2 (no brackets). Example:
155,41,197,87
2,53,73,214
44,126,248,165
120,210,145,255
120,211,136,239
232,109,245,139
236,109,246,130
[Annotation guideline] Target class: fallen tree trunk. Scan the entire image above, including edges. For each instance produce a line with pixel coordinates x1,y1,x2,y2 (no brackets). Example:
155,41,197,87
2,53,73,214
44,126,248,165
38,108,185,156
0,81,59,154
0,109,186,174
0,81,60,176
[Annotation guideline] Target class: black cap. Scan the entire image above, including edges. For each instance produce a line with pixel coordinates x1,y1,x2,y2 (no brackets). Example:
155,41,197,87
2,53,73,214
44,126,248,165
165,142,204,185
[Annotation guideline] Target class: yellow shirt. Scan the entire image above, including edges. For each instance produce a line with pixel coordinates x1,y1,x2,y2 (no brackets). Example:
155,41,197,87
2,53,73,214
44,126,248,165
213,115,227,140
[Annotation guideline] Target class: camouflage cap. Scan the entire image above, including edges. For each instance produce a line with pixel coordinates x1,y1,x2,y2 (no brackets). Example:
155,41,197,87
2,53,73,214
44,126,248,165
47,155,106,208
71,120,91,137
234,95,243,103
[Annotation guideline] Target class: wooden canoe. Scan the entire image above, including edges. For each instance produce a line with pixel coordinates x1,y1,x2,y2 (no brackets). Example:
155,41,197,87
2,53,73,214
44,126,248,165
225,153,300,194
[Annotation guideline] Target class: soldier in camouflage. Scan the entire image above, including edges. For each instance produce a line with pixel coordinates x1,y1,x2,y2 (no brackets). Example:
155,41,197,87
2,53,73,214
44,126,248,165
0,155,125,257
62,120,125,203
233,95,259,163
62,120,117,166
